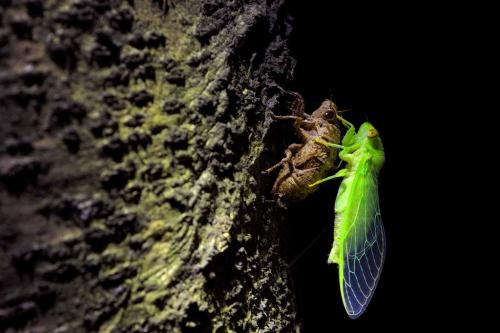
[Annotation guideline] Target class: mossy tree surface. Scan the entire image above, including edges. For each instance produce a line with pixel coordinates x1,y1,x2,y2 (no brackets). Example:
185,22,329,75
1,0,303,332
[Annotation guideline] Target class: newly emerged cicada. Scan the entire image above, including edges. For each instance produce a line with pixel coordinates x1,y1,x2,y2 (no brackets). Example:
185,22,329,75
310,116,386,319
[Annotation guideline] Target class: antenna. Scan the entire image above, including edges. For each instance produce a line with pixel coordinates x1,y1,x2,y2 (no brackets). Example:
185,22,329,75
338,108,352,114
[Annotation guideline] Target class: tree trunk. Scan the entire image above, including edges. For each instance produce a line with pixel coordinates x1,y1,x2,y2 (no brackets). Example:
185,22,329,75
1,0,304,332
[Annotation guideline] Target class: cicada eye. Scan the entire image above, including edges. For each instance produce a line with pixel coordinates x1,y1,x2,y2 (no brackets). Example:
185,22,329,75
368,129,378,138
323,111,335,120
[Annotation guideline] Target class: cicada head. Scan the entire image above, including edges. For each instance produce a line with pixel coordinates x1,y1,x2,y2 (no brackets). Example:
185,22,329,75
358,122,385,169
311,100,338,124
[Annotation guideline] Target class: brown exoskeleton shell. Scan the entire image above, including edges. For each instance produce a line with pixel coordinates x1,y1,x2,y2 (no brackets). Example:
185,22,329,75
263,93,341,206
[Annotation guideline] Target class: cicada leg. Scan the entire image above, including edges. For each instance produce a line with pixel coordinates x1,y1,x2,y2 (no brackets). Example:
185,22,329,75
315,138,357,164
314,138,345,150
336,113,354,129
269,113,301,121
336,113,357,146
261,143,303,175
308,168,348,187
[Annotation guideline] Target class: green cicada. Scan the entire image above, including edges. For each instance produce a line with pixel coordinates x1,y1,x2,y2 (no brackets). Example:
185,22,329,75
310,116,385,319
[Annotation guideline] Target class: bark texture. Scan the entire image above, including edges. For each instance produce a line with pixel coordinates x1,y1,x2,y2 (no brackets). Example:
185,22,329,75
1,0,304,332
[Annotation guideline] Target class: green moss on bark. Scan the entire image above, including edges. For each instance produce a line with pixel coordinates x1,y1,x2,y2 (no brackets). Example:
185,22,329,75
1,0,301,332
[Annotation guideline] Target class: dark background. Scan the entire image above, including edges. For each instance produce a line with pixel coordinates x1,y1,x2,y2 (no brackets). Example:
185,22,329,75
283,1,454,329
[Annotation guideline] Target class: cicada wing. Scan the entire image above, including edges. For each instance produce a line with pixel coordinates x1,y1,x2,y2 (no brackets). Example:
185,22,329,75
340,172,385,319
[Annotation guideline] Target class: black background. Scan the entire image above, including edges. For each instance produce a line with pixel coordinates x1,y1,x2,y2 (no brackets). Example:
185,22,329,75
282,1,461,329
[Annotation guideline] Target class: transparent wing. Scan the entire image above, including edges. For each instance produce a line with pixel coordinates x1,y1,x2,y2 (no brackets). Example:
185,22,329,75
341,171,385,319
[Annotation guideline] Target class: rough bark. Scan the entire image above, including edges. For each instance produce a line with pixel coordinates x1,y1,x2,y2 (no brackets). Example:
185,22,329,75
1,0,304,332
